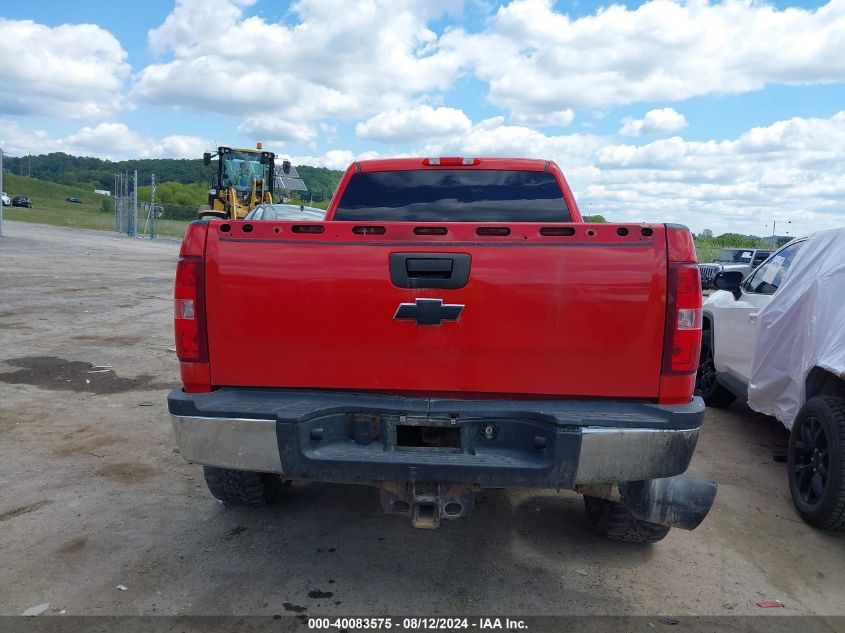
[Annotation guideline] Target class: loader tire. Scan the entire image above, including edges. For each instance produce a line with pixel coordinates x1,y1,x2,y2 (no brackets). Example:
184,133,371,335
583,495,671,543
203,466,289,506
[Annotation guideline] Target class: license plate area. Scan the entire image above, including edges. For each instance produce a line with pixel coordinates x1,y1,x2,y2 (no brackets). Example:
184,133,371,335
386,415,465,453
396,425,461,448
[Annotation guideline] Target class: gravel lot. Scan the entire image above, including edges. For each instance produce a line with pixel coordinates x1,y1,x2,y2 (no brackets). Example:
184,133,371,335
1,221,843,618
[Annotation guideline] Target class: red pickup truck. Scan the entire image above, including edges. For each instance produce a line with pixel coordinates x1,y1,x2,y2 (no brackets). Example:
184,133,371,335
168,157,716,542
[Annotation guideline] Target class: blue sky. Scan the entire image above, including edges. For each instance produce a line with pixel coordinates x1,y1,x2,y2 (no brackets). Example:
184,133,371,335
1,0,844,235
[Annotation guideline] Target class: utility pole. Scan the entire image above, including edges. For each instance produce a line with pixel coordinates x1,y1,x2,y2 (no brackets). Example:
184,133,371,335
771,220,791,238
27,152,31,179
145,173,157,239
129,170,138,237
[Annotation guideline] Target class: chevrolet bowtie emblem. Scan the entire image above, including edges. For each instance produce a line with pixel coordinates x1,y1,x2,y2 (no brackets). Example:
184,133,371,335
393,298,465,326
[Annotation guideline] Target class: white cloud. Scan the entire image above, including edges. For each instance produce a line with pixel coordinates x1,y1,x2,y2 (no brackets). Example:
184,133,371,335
356,106,472,143
619,108,687,136
148,0,257,57
238,116,316,143
589,113,845,232
441,0,845,120
7,0,845,148
422,118,606,160
132,0,462,124
289,149,384,171
0,19,129,119
0,120,208,161
62,123,209,159
511,108,575,127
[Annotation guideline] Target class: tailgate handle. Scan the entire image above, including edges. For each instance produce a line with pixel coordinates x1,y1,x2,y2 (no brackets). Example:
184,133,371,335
406,258,452,278
389,253,470,289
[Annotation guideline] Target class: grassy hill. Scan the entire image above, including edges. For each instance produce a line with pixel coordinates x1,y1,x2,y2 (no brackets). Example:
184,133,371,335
2,173,187,237
3,173,105,212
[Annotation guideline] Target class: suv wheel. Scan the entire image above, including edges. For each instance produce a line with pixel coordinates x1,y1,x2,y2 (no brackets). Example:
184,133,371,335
695,330,736,407
788,396,845,531
203,466,289,506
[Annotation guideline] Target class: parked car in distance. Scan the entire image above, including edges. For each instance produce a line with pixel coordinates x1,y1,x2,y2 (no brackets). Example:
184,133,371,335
243,203,325,221
12,196,32,208
697,231,845,530
1,192,10,206
65,197,83,204
699,248,772,288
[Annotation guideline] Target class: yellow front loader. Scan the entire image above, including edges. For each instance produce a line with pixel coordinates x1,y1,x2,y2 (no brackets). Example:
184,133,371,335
199,144,275,220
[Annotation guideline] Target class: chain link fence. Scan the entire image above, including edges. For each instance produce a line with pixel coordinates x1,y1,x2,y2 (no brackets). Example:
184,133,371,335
137,203,199,238
114,171,200,239
114,171,137,236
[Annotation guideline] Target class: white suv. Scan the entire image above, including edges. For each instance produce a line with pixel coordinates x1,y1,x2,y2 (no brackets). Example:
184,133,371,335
696,234,845,531
1,192,10,206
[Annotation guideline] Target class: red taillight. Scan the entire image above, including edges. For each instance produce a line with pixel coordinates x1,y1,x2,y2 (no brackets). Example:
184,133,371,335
662,263,702,375
174,256,208,364
423,157,480,166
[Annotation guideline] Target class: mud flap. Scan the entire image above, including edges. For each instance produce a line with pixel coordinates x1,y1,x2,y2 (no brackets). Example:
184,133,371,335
378,481,477,529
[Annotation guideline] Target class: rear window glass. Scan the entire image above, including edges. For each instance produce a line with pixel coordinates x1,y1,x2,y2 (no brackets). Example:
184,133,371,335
334,169,571,222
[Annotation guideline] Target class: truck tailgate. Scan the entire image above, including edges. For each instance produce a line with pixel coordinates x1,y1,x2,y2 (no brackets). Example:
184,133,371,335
203,221,668,398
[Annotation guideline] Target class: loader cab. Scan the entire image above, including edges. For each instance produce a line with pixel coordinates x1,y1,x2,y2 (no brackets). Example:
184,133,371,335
218,149,273,192
202,146,275,219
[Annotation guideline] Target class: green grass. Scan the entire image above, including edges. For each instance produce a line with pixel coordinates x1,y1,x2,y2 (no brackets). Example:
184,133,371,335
2,174,188,238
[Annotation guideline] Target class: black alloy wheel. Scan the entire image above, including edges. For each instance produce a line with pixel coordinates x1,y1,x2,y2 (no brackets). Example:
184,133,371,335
791,414,830,505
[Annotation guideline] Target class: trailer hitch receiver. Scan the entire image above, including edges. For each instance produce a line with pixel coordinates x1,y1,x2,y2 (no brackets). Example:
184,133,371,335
378,481,477,529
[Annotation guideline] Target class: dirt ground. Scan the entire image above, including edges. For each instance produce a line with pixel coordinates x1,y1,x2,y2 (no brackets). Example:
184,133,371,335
1,221,843,618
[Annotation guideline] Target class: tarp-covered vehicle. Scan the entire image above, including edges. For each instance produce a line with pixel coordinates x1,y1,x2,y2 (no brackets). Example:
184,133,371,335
698,227,845,530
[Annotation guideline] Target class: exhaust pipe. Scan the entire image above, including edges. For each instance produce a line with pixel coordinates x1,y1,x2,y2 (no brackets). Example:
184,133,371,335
621,475,717,531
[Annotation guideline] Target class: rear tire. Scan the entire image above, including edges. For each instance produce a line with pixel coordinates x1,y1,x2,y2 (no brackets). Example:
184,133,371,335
203,466,289,506
695,331,736,407
583,495,671,543
787,396,845,531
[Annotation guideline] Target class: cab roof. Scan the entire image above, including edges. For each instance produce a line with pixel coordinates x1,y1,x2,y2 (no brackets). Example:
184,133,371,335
355,157,553,172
